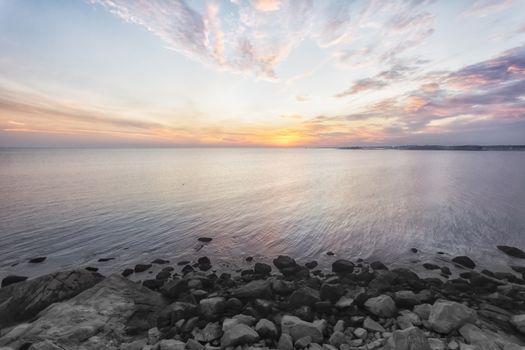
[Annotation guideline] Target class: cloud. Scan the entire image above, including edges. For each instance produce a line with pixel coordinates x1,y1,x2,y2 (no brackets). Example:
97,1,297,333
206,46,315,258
252,0,281,12
463,0,515,17
295,95,310,102
334,78,388,97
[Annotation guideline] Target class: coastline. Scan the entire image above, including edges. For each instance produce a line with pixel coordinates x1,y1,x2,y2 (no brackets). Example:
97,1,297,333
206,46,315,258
1,245,525,349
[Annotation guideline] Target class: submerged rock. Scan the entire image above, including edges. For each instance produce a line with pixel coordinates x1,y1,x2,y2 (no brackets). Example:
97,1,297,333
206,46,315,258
198,237,213,242
498,246,525,259
0,269,103,329
452,256,476,269
273,255,297,270
134,264,152,273
29,257,47,264
1,275,28,288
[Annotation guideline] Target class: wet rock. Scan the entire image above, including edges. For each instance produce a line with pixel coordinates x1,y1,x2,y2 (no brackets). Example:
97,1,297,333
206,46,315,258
364,294,397,318
152,258,169,264
245,256,253,262
232,279,272,299
281,315,323,343
332,259,354,274
441,266,451,276
363,316,385,332
143,279,164,290
220,323,259,348
134,264,152,273
305,261,318,269
423,263,440,270
452,256,476,269
395,290,420,308
85,267,98,272
156,271,171,280
320,282,343,303
29,257,46,264
289,287,320,309
177,260,190,265
253,262,272,275
255,318,278,339
198,237,213,242
370,261,388,270
498,245,525,259
273,255,297,270
271,279,295,296
390,326,431,350
510,265,525,274
411,248,418,253
97,257,114,262
182,264,194,274
198,257,212,271
199,297,225,321
224,297,243,315
428,300,477,334
1,275,28,288
0,274,165,349
511,314,525,334
160,278,187,299
121,268,133,277
0,269,103,329
327,251,335,256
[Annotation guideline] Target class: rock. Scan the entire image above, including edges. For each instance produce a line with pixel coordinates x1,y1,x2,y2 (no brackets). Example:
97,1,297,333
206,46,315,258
505,344,525,350
271,279,295,296
134,264,152,272
305,261,318,269
199,297,226,321
1,275,28,287
364,295,397,317
193,322,223,342
428,338,446,350
97,257,114,262
158,339,186,350
220,323,259,348
294,305,314,322
29,257,46,263
511,314,525,334
0,269,103,329
441,266,451,276
121,268,133,277
232,280,272,299
363,316,385,332
510,266,525,274
152,258,169,264
0,274,165,349
327,251,335,256
414,303,432,321
143,279,164,290
281,315,323,343
148,327,160,344
411,248,418,253
187,339,205,350
452,256,476,269
333,320,345,333
320,282,343,303
278,333,294,350
85,267,98,272
295,335,312,348
423,263,440,270
224,297,243,315
289,287,320,309
459,323,499,350
254,262,272,275
391,326,431,350
160,278,187,298
156,271,171,280
335,295,354,309
370,261,388,270
332,259,354,274
255,318,278,339
498,245,525,259
273,255,297,270
428,300,477,334
353,328,367,339
328,331,346,347
198,237,213,242
395,290,420,308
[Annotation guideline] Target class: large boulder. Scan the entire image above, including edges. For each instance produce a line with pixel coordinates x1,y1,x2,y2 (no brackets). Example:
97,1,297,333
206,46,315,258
220,323,259,348
288,287,320,309
273,256,297,270
427,300,477,334
459,324,499,350
364,295,397,317
0,274,165,349
511,314,525,334
199,297,226,321
0,269,104,329
280,315,323,343
232,280,272,299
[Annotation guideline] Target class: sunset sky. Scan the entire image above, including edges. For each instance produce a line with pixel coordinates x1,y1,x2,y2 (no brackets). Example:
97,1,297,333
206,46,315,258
1,0,525,147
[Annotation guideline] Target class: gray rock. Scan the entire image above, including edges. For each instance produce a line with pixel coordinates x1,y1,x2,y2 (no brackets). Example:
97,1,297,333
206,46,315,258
273,255,297,269
0,270,103,328
199,297,226,321
232,280,272,299
333,320,345,333
413,304,432,320
289,287,320,309
295,336,312,348
0,274,165,349
27,340,63,350
271,279,295,296
428,338,445,350
363,316,385,332
193,322,223,342
148,327,160,345
459,323,500,350
158,339,186,350
281,315,323,343
332,259,354,274
278,333,294,350
428,300,477,334
391,326,431,350
511,314,525,334
255,318,278,339
365,295,397,317
353,328,367,339
328,331,346,348
395,291,420,308
186,339,205,350
220,323,259,348
505,344,525,350
335,295,354,309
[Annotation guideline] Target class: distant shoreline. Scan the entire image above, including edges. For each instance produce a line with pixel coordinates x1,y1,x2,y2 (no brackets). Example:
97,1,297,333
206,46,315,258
337,145,525,151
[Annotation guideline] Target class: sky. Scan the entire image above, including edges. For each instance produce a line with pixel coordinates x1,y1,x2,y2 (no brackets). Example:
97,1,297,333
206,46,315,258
0,0,524,147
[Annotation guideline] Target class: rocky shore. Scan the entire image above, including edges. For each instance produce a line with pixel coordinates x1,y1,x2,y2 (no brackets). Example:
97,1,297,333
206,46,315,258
1,245,525,350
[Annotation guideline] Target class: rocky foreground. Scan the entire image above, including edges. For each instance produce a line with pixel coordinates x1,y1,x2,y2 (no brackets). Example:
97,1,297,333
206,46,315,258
1,249,525,350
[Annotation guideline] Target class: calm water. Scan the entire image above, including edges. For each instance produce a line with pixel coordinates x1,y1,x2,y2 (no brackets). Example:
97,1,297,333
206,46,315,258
1,148,525,278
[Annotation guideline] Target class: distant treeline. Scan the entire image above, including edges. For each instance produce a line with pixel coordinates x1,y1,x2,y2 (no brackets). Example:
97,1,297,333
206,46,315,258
337,145,525,151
